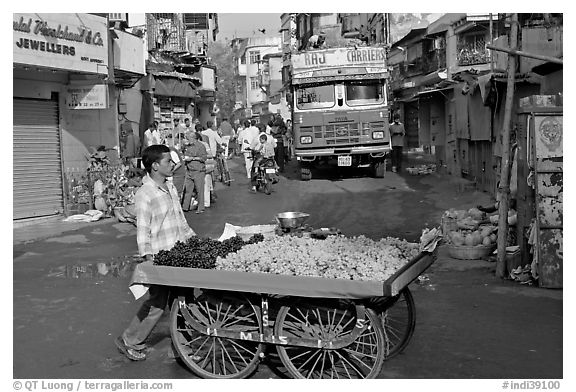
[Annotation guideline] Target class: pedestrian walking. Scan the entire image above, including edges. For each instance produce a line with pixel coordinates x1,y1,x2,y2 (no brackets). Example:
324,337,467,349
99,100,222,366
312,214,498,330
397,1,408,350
164,136,184,197
120,123,140,168
198,125,216,208
172,118,186,150
115,144,195,362
218,117,234,159
285,119,294,159
235,121,245,158
183,118,194,141
390,114,406,173
271,115,286,172
182,132,207,214
241,119,260,179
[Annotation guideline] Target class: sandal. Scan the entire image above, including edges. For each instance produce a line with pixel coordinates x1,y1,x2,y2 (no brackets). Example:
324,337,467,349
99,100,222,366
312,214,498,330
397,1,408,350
115,337,146,361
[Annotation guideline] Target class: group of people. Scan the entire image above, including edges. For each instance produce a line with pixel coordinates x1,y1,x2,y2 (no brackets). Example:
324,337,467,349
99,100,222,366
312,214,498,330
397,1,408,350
140,118,231,214
235,115,293,192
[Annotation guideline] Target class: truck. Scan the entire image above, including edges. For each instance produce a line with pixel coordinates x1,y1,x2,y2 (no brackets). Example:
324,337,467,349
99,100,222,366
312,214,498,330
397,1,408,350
289,45,391,180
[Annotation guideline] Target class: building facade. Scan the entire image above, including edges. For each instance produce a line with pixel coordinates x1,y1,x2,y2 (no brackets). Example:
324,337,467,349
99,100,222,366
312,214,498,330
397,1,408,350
231,36,281,122
13,13,145,220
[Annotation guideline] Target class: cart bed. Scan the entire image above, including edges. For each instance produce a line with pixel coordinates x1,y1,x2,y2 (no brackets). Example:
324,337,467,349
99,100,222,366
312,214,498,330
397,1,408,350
130,251,435,299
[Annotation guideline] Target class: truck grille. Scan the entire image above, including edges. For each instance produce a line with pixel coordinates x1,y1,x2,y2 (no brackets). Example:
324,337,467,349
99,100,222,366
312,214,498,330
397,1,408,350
299,122,385,145
361,121,386,135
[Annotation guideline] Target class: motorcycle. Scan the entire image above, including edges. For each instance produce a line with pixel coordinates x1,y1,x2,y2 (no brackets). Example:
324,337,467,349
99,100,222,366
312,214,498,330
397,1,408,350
249,150,278,195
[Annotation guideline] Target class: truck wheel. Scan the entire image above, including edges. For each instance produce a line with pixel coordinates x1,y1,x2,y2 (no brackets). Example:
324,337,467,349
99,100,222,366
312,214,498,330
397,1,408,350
300,167,312,181
373,160,386,178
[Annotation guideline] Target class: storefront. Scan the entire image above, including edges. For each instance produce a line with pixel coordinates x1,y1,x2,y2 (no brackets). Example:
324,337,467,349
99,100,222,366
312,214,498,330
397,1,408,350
13,13,113,220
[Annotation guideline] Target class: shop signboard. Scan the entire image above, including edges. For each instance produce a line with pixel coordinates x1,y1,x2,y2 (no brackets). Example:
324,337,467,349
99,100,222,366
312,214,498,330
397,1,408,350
13,13,108,75
65,84,109,109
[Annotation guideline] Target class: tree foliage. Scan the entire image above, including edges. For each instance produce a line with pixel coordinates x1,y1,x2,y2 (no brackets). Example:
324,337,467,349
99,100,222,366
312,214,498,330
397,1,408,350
207,41,236,120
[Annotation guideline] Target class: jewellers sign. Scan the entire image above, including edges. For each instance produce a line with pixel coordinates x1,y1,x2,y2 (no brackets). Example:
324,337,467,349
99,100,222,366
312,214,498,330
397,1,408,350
13,13,108,74
65,84,109,110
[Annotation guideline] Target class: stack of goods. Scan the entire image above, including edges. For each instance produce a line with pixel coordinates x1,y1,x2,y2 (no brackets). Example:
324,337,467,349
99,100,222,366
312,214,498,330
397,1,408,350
153,234,265,269
215,235,420,282
406,164,437,175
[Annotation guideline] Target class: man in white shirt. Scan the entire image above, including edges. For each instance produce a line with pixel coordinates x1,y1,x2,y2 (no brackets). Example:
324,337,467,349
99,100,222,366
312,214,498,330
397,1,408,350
201,120,224,159
143,121,161,148
241,119,260,178
172,118,186,150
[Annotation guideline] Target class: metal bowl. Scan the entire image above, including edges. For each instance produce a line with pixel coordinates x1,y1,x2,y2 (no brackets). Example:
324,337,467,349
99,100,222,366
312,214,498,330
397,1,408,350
276,212,310,229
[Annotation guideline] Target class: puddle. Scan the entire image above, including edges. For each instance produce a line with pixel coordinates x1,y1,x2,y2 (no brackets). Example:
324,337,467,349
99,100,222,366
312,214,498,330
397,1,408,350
45,234,89,244
46,256,141,279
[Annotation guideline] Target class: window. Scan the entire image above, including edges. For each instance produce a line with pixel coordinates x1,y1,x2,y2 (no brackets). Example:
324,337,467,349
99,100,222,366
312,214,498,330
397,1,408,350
183,13,208,30
345,81,385,106
250,77,259,90
240,54,246,64
295,84,335,110
249,51,261,64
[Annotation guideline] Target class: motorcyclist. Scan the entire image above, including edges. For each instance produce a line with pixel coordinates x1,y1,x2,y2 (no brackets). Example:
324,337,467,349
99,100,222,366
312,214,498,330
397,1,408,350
250,133,278,193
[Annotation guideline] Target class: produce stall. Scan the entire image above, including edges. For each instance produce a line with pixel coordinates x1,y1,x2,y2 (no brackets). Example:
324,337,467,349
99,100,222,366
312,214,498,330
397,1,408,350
128,213,441,379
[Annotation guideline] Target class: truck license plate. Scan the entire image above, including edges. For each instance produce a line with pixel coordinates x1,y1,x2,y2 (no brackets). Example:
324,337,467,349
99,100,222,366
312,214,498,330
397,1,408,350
265,168,276,174
338,155,352,166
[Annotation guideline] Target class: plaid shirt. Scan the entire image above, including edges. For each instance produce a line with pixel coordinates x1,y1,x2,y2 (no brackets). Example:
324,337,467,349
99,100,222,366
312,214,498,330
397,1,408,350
135,175,195,257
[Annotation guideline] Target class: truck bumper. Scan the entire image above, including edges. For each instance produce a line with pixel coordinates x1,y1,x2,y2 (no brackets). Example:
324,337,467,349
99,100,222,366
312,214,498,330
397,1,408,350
296,145,390,159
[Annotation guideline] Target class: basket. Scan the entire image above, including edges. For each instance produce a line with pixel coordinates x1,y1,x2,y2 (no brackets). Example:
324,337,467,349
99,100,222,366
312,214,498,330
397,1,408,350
447,244,496,260
236,224,277,241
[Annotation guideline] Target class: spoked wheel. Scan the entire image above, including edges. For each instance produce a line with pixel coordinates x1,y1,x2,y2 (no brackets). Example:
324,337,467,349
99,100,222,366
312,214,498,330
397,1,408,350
379,287,416,359
170,290,264,379
275,300,386,379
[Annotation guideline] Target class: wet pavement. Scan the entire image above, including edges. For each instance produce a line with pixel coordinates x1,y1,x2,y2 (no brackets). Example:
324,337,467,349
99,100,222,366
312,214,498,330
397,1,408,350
12,154,563,380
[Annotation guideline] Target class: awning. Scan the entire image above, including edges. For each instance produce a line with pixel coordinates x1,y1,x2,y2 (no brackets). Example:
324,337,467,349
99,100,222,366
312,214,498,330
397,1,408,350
153,77,198,98
416,86,454,97
418,69,448,87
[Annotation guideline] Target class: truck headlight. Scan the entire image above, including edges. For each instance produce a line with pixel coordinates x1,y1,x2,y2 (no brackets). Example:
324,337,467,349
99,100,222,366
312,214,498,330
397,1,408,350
300,136,312,144
372,131,384,139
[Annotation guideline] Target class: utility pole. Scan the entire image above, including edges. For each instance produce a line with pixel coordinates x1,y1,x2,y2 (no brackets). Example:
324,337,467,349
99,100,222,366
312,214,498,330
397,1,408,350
495,13,518,278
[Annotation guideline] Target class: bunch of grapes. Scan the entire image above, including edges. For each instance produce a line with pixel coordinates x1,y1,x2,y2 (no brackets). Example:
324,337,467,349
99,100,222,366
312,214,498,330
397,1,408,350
153,234,265,269
215,235,419,282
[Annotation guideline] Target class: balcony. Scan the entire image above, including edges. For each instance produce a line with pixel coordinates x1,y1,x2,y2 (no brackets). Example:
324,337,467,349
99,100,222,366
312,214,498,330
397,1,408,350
457,38,490,66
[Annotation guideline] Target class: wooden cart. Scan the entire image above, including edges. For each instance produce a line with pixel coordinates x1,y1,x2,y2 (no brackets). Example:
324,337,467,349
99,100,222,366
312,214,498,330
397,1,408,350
130,250,436,379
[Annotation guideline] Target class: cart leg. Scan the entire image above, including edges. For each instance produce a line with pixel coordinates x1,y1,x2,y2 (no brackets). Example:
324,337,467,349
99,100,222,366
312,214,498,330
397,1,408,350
170,290,264,379
378,287,416,359
274,301,386,379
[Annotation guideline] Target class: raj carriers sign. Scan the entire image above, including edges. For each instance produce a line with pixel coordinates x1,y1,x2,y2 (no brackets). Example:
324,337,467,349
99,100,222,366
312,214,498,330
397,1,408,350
291,47,386,71
13,13,108,75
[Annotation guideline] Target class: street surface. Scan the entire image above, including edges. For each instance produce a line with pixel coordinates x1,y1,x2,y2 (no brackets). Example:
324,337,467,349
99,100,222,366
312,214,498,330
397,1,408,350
13,154,563,380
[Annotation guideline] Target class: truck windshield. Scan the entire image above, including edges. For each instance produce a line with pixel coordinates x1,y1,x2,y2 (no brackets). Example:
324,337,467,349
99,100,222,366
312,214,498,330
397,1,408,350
295,84,335,110
345,81,385,106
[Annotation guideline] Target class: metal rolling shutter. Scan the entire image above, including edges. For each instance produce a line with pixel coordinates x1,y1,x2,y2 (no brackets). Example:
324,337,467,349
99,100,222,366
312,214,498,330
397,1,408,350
13,98,64,220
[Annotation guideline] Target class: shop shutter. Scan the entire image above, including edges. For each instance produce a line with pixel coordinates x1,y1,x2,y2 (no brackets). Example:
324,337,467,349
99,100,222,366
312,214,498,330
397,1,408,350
13,98,64,220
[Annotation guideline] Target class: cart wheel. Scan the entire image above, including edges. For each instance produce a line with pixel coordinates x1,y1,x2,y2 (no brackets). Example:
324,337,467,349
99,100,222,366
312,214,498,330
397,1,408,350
380,287,416,359
275,301,386,379
170,290,264,379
